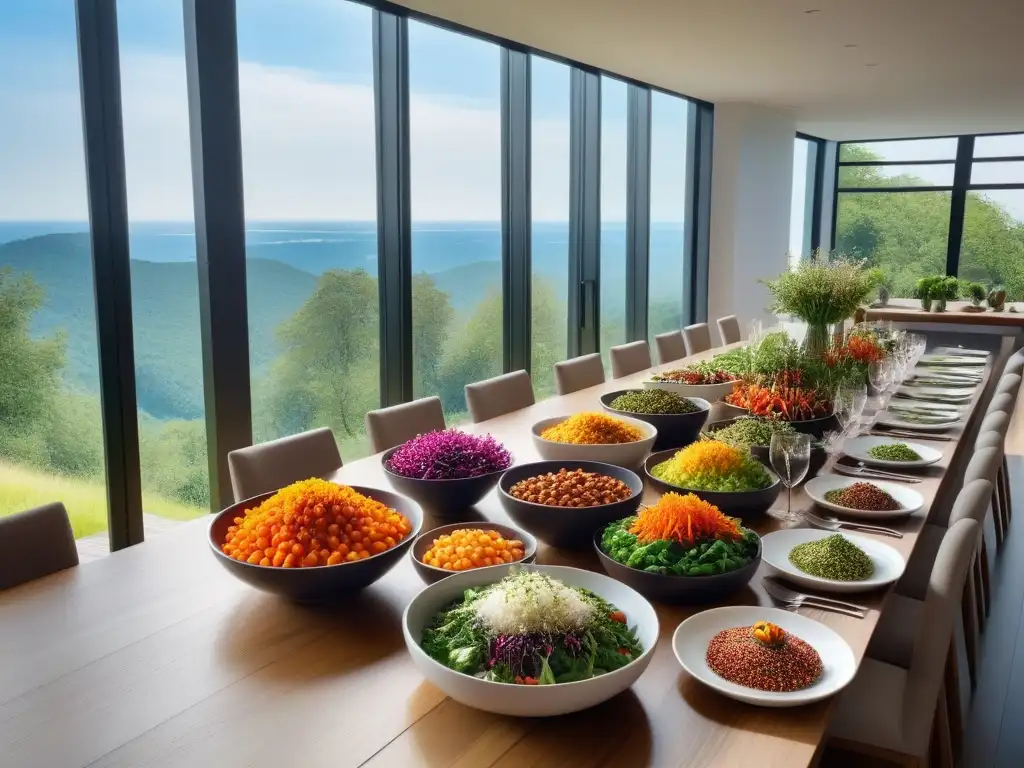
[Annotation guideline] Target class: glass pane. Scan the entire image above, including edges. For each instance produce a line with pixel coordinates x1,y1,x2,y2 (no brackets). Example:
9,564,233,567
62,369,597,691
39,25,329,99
600,76,628,366
0,3,108,556
959,190,1024,300
409,21,501,421
118,0,209,533
839,163,954,188
239,1,380,460
839,138,957,162
648,91,691,341
789,137,815,265
530,56,570,399
836,191,951,298
974,133,1024,158
970,161,1024,185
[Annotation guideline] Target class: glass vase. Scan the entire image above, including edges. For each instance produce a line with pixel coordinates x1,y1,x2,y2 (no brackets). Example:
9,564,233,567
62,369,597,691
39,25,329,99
803,323,831,358
933,298,947,312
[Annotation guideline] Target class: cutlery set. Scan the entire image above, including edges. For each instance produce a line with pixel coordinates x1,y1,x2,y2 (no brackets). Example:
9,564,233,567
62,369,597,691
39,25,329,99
762,578,868,619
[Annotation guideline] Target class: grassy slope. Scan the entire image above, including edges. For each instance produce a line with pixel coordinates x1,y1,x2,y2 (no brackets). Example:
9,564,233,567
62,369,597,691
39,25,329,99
0,462,204,539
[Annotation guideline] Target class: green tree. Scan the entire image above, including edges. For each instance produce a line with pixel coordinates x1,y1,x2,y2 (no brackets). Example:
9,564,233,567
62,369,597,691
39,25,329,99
530,277,567,399
412,273,453,398
139,416,210,508
437,290,503,412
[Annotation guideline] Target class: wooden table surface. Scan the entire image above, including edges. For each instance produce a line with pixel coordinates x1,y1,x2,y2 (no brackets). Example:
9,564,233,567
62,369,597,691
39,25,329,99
865,298,1024,327
0,342,991,768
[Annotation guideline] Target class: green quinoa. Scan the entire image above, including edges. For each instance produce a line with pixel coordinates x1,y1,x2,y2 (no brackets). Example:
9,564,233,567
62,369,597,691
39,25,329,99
610,389,700,415
788,534,874,581
712,416,797,448
867,442,922,462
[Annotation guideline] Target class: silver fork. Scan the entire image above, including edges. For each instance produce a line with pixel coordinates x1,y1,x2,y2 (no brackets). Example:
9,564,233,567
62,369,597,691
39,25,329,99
832,463,922,484
803,511,903,538
761,579,866,618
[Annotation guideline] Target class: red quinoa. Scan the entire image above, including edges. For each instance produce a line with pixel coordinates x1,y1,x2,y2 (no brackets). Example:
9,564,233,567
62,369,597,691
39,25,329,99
706,626,823,692
823,481,900,512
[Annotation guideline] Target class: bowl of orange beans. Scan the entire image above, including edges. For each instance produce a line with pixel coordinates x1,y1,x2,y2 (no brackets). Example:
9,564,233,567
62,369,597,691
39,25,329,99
208,478,423,601
411,523,538,583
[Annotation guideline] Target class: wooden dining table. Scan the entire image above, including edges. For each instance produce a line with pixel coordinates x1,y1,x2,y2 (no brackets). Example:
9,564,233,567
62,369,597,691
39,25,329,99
0,341,993,768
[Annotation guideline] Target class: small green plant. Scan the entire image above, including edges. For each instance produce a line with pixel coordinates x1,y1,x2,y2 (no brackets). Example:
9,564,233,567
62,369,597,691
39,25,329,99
928,276,960,301
914,276,939,300
965,282,987,305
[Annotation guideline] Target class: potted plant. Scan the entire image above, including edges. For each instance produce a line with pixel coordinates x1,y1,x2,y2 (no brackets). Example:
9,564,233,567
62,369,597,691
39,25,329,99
964,282,987,311
929,276,960,312
988,285,1007,311
914,276,938,311
762,252,882,358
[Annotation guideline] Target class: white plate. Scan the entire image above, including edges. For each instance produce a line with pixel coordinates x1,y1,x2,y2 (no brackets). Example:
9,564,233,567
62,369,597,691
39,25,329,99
760,528,906,594
841,435,943,469
932,346,989,358
804,474,923,519
875,410,960,432
910,367,981,385
896,385,973,404
918,354,986,367
672,605,856,707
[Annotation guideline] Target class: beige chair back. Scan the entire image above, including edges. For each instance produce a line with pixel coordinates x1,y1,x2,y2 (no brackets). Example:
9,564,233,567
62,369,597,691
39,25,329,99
554,353,605,395
654,331,687,365
947,478,993,528
980,410,1010,438
964,447,1002,489
365,396,445,454
976,430,1004,451
1004,350,1024,375
0,502,78,590
716,315,741,345
227,427,343,502
989,392,1016,416
903,518,979,751
996,372,1021,397
609,341,652,379
682,323,713,355
465,370,535,423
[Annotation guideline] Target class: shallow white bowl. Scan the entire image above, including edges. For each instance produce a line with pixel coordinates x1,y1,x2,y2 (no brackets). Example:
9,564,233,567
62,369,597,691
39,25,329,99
804,474,923,519
760,528,906,594
875,410,960,432
641,378,736,404
672,605,856,707
403,563,660,717
531,414,657,470
842,435,943,469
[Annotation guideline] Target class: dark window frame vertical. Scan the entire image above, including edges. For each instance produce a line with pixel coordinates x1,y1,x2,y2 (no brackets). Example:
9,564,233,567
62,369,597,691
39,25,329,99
183,0,253,511
625,84,651,342
75,0,143,549
568,68,601,357
946,135,974,276
685,103,713,324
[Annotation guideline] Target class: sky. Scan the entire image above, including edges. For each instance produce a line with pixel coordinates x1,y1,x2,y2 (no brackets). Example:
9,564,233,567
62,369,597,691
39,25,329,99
0,0,690,223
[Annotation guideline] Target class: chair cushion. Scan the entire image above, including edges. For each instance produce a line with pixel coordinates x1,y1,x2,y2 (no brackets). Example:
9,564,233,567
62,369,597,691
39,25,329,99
867,594,922,669
829,658,910,755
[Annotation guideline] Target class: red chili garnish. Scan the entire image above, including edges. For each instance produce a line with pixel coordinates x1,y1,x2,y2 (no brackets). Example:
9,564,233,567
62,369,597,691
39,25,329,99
609,611,626,624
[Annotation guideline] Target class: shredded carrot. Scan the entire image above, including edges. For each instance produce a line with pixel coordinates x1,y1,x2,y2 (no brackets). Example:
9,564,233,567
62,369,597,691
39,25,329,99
540,412,643,445
629,492,742,546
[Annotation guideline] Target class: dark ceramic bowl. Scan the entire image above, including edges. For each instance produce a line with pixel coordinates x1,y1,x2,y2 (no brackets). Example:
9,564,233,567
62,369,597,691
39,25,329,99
381,446,509,517
599,391,710,450
712,398,748,423
593,526,762,604
643,448,781,521
208,485,423,602
703,417,828,479
497,460,644,550
410,521,538,584
787,413,840,439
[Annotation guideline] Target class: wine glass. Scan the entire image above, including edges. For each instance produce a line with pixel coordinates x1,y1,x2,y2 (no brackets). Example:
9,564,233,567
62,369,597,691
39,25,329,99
837,383,868,436
769,433,811,523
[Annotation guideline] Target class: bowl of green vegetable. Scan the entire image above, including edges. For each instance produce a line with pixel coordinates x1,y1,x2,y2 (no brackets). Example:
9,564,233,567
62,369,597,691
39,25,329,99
705,416,828,478
599,389,710,450
594,492,761,604
643,440,781,520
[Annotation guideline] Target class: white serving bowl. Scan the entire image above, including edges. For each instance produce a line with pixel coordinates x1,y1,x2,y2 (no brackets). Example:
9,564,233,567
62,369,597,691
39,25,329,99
760,528,905,594
530,414,657,470
672,605,856,707
804,474,923,519
842,435,943,469
642,378,737,405
403,563,659,717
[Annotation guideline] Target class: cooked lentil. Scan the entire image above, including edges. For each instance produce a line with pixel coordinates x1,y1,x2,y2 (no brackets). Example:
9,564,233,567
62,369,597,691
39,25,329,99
706,623,823,692
509,468,633,507
609,389,700,415
866,442,922,462
823,482,901,512
540,412,643,445
788,533,874,581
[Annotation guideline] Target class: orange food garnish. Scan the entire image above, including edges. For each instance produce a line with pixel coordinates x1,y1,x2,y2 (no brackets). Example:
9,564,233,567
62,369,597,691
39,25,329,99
752,621,786,646
421,528,526,571
629,492,742,546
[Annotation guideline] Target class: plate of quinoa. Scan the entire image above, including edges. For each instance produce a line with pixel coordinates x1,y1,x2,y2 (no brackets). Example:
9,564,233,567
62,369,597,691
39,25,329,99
804,475,923,519
672,605,856,707
841,436,942,469
759,528,905,594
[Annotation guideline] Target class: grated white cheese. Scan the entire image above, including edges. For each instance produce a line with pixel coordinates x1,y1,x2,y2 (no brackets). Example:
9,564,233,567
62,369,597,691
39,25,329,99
472,571,596,635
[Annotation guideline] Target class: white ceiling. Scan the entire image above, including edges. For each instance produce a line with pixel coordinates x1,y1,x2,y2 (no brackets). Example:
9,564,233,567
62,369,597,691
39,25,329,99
392,0,1024,141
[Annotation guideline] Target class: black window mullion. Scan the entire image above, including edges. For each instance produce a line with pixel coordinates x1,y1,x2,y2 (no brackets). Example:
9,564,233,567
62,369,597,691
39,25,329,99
568,68,601,357
685,103,712,324
946,135,974,276
183,0,253,511
372,10,413,406
625,84,651,342
75,0,143,548
501,49,531,373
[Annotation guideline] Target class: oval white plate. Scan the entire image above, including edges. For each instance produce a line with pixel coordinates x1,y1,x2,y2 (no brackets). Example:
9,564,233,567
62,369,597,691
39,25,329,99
875,410,960,432
760,528,905,594
897,385,973,403
672,605,856,707
841,435,942,469
804,474,923,519
918,354,986,367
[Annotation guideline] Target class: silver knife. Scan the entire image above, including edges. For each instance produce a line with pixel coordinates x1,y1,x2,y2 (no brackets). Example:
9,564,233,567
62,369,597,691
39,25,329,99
832,465,922,483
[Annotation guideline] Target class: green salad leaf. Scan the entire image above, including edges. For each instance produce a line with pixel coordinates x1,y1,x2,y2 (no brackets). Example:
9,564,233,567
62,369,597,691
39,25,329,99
600,517,759,576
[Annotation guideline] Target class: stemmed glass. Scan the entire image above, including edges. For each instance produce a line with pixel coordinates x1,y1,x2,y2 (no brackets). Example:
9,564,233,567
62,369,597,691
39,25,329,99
769,433,812,523
837,383,868,436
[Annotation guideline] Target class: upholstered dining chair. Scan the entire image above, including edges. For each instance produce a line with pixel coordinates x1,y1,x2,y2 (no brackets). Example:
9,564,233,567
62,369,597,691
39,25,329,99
829,518,979,767
554,353,605,395
609,341,652,379
465,370,535,423
996,372,1021,398
227,427,343,502
716,315,741,345
977,410,1014,529
0,502,79,591
988,391,1016,417
365,396,446,454
682,323,713,355
1003,349,1024,375
962,450,1002,623
654,330,687,365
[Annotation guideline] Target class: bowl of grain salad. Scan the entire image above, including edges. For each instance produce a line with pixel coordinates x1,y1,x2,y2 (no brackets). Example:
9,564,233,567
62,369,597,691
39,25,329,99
600,389,710,450
497,461,644,549
531,411,657,470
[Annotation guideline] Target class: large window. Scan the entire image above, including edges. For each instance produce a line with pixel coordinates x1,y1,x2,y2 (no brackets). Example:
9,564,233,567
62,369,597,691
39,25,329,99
599,76,628,364
648,92,692,339
531,56,571,398
0,3,107,550
238,0,380,460
789,137,818,265
409,21,502,420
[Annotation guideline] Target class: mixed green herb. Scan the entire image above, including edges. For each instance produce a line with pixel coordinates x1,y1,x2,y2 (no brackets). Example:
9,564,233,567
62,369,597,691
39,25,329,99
610,389,700,415
867,442,922,462
710,415,797,447
601,517,759,576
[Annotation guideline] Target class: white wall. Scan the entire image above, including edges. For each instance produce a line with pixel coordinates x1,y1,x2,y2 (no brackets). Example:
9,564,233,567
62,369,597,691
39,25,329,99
708,103,796,332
